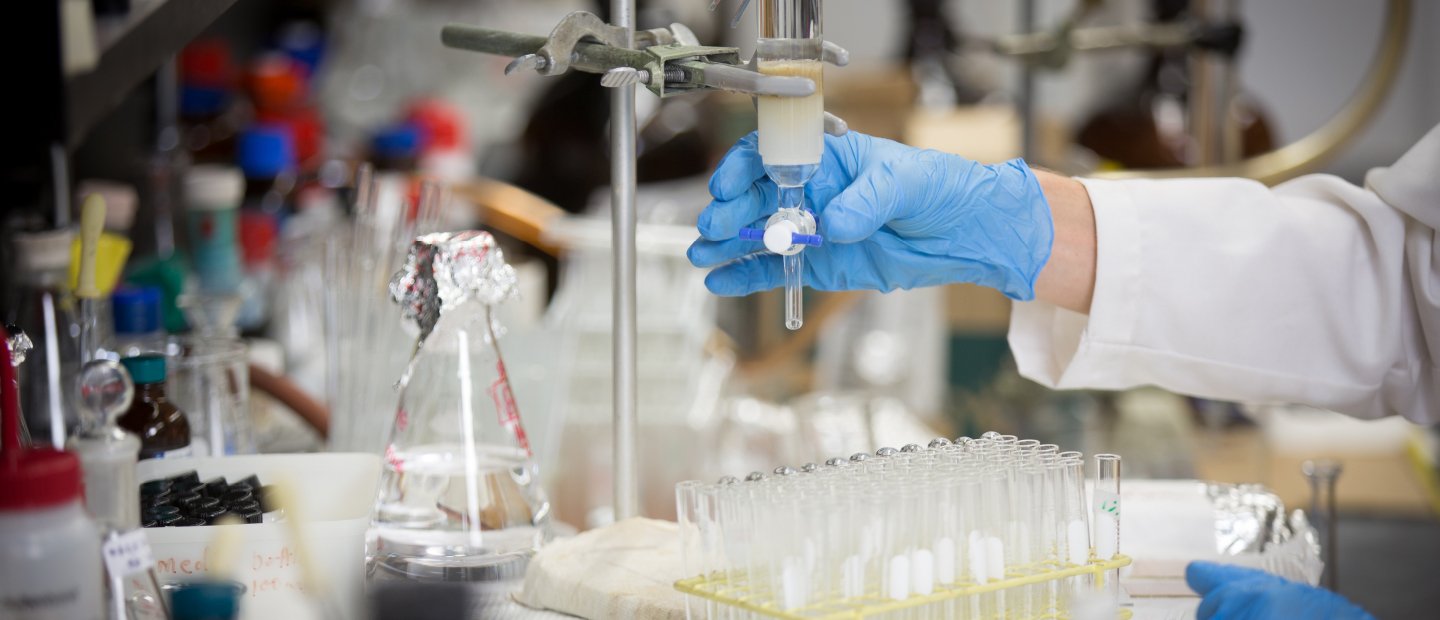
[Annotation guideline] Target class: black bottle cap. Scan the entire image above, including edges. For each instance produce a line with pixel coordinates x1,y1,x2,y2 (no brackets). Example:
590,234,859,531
175,492,205,509
142,518,159,528
139,479,173,496
222,488,254,506
141,489,173,508
202,477,229,497
166,470,201,488
146,505,181,520
157,513,185,526
194,505,227,523
234,474,262,491
240,509,262,524
186,497,221,516
172,517,208,527
227,499,259,512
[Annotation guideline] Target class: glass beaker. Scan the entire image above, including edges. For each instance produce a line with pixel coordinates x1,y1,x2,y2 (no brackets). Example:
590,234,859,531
166,337,253,456
371,231,549,583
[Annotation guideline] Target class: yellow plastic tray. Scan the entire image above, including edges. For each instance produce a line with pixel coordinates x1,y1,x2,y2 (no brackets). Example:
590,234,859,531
675,554,1133,619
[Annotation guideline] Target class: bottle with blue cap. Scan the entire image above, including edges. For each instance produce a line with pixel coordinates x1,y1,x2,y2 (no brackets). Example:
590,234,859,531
371,122,422,172
111,285,167,357
236,124,295,332
116,355,192,460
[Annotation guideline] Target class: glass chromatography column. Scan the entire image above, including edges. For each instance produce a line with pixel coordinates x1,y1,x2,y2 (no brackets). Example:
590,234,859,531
757,0,824,330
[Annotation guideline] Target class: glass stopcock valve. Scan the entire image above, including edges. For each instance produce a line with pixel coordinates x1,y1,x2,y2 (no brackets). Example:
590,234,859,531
740,194,822,331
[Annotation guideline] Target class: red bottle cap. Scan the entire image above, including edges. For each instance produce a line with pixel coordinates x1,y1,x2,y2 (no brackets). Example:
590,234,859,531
238,211,279,267
0,334,82,511
180,39,236,88
405,98,468,154
256,105,324,168
247,54,305,114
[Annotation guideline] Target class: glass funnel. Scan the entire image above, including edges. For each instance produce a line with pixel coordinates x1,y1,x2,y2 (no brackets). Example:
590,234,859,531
371,231,550,582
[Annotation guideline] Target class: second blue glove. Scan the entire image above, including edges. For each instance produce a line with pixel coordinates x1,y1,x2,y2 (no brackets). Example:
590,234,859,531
688,131,1054,300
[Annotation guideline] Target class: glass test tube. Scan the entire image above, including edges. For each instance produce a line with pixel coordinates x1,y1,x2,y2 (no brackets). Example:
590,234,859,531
757,0,823,331
1094,454,1122,606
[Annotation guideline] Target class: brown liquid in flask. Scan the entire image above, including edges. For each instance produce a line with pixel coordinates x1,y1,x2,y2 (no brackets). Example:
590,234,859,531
117,354,193,459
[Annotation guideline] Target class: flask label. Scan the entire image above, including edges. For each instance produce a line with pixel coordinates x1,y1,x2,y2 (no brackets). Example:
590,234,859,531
488,360,531,456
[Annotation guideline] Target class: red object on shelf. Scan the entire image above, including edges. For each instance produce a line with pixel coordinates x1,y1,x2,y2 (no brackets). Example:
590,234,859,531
246,53,306,114
180,38,235,88
406,98,468,154
238,211,279,267
256,105,324,169
0,335,83,511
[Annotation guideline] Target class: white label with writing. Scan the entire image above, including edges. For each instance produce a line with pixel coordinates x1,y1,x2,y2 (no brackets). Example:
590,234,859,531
102,530,155,578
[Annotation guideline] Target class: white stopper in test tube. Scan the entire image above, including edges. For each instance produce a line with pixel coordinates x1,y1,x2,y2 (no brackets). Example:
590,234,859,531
968,530,988,584
935,537,956,584
842,554,865,598
764,220,799,254
985,537,1005,582
910,548,935,596
888,554,911,600
782,556,807,610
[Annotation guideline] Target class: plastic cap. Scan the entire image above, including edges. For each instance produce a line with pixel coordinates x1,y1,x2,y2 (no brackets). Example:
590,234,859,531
246,53,304,113
119,354,167,385
112,286,163,335
0,447,83,511
180,85,228,118
180,39,235,88
238,212,279,265
77,179,139,232
255,106,322,166
12,228,75,272
371,123,422,160
277,21,325,77
238,124,295,179
184,166,243,211
406,99,467,153
170,581,243,620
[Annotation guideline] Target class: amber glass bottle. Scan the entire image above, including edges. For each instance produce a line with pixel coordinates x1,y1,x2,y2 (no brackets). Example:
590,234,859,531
117,354,193,459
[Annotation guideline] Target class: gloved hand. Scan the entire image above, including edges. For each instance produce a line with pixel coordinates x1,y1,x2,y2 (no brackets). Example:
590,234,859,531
1186,561,1374,620
688,131,1054,300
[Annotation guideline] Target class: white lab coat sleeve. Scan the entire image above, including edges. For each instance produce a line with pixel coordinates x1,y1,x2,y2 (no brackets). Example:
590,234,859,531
1009,125,1440,424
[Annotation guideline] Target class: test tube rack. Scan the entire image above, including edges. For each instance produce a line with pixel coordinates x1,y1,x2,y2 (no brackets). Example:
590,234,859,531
675,553,1132,619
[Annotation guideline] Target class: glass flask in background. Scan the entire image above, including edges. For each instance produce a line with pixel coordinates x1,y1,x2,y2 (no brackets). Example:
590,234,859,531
371,231,549,583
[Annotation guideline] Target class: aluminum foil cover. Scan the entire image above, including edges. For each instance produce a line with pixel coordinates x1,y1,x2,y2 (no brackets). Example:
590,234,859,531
1207,482,1323,584
390,231,518,343
5,326,32,366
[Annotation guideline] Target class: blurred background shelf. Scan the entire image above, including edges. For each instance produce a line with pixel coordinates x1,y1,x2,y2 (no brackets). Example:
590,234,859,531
66,0,241,150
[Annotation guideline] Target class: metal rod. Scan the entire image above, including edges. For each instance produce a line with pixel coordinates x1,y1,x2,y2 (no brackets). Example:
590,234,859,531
611,0,640,521
440,25,650,74
1018,0,1037,162
1303,459,1343,591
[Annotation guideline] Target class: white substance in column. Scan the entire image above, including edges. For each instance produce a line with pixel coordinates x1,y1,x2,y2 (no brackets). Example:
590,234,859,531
756,59,825,167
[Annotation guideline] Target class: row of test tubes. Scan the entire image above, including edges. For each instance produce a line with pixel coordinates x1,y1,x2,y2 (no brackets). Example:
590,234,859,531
676,432,1123,619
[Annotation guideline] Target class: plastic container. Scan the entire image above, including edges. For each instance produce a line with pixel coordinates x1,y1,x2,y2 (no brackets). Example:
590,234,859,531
1,336,104,619
183,166,245,296
130,453,381,620
112,286,168,357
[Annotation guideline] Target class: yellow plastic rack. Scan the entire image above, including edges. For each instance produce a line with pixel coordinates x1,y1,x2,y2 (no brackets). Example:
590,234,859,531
674,554,1133,619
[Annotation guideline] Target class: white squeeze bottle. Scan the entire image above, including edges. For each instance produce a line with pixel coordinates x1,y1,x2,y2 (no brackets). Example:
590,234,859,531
0,336,104,619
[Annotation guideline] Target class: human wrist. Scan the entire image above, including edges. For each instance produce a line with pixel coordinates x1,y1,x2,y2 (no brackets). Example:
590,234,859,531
1032,170,1097,314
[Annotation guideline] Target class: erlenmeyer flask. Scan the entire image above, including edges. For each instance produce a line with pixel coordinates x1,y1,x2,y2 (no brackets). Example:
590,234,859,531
371,231,550,582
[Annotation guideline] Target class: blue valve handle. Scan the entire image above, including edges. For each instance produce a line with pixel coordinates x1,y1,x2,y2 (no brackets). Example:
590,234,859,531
739,227,824,247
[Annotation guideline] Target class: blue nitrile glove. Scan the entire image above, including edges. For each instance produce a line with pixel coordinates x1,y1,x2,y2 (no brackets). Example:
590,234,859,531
1186,561,1375,620
687,131,1054,300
